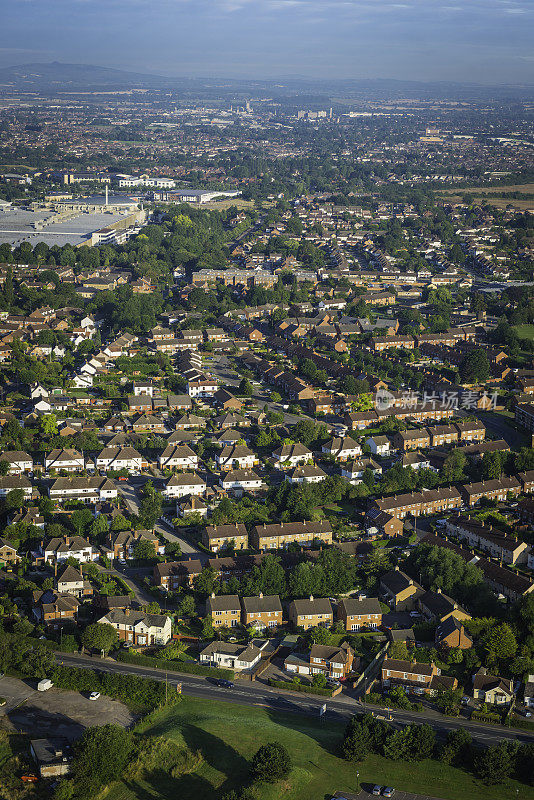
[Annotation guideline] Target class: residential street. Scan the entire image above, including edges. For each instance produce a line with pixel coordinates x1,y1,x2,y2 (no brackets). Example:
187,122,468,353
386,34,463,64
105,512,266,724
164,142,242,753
56,652,534,747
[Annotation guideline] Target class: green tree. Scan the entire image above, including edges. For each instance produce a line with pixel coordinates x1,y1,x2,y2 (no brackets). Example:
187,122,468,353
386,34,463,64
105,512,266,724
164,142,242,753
5,489,25,510
132,538,157,560
239,377,253,397
40,413,58,438
483,622,517,666
82,622,118,654
74,724,133,794
459,350,490,384
250,742,292,783
475,742,514,785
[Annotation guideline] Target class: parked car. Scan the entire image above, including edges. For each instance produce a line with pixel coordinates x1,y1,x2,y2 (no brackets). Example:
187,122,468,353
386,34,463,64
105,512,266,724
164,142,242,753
89,691,100,701
382,789,395,798
372,787,383,796
214,679,234,688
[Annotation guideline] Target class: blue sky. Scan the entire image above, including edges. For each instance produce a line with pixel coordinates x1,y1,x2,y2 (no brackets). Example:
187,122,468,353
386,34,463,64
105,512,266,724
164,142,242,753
1,0,533,84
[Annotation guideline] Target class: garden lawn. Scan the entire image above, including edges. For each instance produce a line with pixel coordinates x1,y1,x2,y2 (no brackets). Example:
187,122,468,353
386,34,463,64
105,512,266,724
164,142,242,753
513,324,534,341
103,696,534,800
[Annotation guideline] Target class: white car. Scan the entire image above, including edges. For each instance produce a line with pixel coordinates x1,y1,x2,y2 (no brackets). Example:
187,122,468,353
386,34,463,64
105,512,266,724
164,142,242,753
89,691,100,701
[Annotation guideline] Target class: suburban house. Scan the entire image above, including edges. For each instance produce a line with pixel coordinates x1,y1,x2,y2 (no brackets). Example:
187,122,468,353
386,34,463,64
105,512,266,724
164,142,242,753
0,538,20,566
0,476,33,499
472,667,514,705
288,596,333,630
158,445,198,471
0,450,33,474
379,567,423,610
220,469,263,494
417,589,471,624
45,448,85,473
251,520,333,550
365,436,391,457
97,609,172,646
32,590,80,625
285,464,327,484
199,640,267,672
40,535,98,565
444,515,529,565
337,597,382,631
107,529,162,560
392,429,431,452
285,642,355,679
48,477,117,504
373,486,462,519
461,477,522,507
202,523,248,553
272,442,313,469
381,658,457,695
342,459,382,485
95,446,144,472
435,617,473,650
163,472,206,499
241,593,283,629
206,593,241,628
322,436,362,461
216,444,258,471
56,565,93,598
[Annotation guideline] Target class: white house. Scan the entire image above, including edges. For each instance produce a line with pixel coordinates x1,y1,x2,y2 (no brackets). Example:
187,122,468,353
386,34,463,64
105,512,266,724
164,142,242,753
366,436,391,457
95,446,144,472
0,451,34,475
164,472,206,499
272,442,313,469
199,640,266,672
216,445,257,471
322,436,362,461
158,445,198,471
0,475,33,499
285,465,327,484
41,535,98,564
45,449,85,473
186,377,218,398
48,477,117,504
98,610,172,646
220,469,263,493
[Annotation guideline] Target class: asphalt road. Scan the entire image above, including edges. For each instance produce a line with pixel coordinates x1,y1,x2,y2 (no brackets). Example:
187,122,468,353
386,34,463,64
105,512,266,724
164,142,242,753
56,653,534,747
115,479,203,557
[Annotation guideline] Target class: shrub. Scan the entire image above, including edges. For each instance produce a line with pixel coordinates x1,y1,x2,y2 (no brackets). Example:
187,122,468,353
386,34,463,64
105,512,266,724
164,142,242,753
251,741,292,783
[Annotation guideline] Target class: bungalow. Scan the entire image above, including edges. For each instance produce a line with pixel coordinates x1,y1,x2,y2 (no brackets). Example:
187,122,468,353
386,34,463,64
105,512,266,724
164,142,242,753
473,667,514,705
381,658,455,695
199,640,266,672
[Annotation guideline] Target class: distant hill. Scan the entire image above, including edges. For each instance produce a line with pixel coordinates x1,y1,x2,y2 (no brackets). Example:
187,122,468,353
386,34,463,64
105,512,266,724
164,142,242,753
0,61,172,91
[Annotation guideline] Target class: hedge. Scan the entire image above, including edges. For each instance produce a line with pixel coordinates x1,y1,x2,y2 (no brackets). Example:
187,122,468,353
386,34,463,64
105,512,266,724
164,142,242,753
505,716,534,731
470,709,502,724
268,678,333,697
115,650,234,680
51,664,177,711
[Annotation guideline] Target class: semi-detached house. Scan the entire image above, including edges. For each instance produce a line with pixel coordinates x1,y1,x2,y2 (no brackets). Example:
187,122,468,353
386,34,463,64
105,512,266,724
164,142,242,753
0,475,33,499
216,445,257,471
45,448,85,473
158,445,198,471
164,472,206,499
251,520,332,550
95,446,144,472
48,476,117,504
288,596,333,630
0,450,33,474
98,610,172,646
40,535,98,565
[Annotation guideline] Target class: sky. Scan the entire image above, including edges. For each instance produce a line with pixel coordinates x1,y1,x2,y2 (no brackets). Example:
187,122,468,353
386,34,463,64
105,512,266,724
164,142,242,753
1,0,533,85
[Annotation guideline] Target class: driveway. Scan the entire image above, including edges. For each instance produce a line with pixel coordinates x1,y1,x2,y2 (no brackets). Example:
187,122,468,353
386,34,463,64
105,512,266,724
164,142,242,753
0,675,134,740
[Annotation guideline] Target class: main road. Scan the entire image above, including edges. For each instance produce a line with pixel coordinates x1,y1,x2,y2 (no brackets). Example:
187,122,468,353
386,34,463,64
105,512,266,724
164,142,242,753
56,652,534,747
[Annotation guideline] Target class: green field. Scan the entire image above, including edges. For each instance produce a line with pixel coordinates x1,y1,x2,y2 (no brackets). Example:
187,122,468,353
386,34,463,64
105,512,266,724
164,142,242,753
103,697,534,800
513,324,534,341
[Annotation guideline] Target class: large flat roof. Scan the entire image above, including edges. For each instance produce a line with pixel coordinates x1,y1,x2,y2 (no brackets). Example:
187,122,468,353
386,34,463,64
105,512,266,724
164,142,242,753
0,206,131,247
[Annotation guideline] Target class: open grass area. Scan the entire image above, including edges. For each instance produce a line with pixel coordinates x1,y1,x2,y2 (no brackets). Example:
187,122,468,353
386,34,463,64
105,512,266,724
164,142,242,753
513,324,534,342
103,696,534,800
